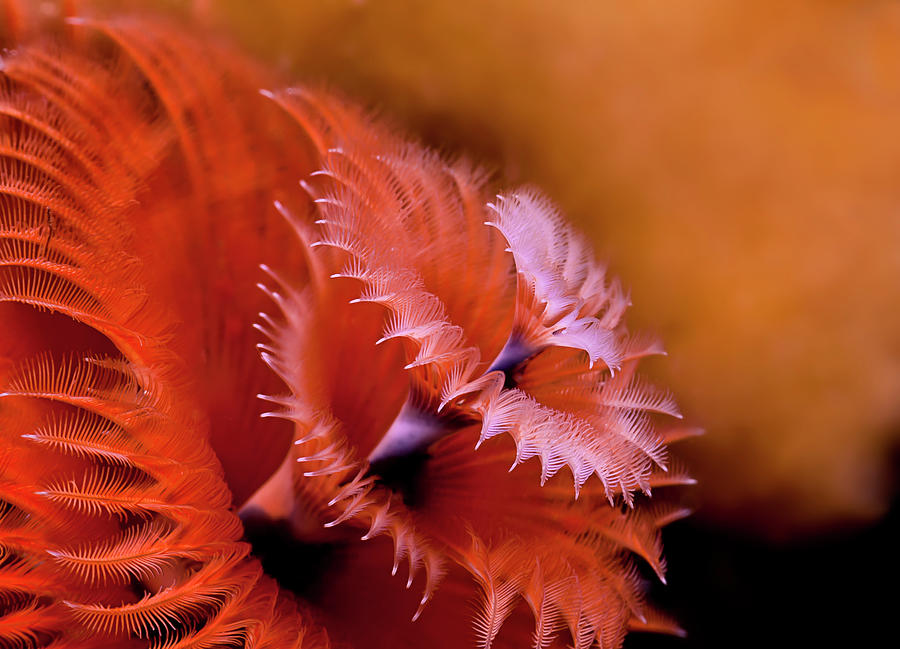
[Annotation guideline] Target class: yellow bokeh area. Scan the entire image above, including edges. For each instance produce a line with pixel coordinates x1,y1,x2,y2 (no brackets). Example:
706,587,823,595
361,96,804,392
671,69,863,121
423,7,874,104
81,0,900,537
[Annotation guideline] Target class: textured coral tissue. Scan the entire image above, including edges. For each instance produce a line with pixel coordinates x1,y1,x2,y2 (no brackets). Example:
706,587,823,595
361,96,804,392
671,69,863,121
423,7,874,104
0,5,693,649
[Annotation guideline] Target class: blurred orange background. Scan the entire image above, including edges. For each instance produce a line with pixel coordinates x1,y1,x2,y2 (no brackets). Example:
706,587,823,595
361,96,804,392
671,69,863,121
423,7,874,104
183,0,900,538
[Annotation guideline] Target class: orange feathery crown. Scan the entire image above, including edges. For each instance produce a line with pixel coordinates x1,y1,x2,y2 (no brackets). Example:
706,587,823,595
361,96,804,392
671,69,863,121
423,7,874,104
0,4,694,648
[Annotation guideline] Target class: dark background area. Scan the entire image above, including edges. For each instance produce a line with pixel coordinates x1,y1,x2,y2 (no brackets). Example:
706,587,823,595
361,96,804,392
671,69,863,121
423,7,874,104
626,447,900,649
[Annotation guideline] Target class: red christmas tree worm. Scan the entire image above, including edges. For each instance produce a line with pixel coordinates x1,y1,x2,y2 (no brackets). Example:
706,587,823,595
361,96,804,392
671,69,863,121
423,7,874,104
0,5,693,648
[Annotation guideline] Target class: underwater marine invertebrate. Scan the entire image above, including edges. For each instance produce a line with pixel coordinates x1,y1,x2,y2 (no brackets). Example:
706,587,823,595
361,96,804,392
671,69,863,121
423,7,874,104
218,0,900,536
0,4,692,648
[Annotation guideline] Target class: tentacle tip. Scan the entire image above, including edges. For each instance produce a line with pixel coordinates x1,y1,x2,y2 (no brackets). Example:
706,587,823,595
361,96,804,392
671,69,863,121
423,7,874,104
259,88,276,99
411,596,430,622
